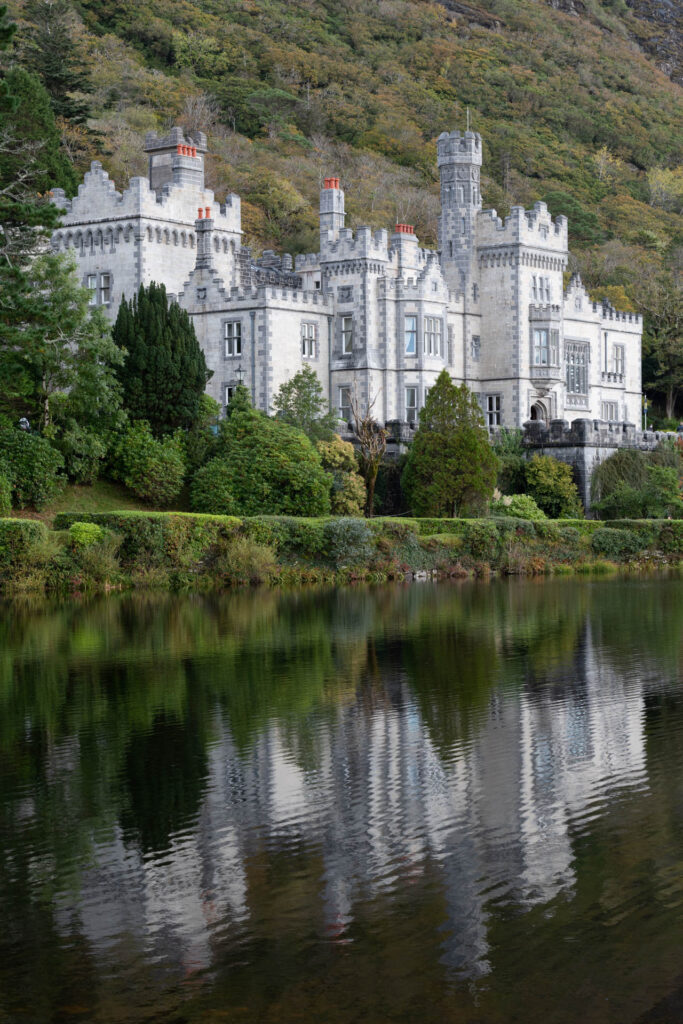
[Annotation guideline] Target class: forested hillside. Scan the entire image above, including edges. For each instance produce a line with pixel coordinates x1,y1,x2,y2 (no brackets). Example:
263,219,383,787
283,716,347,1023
2,0,682,416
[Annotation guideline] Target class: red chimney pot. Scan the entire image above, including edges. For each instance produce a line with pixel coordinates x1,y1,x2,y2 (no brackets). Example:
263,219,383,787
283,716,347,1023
197,208,203,220
395,223,414,234
205,207,211,218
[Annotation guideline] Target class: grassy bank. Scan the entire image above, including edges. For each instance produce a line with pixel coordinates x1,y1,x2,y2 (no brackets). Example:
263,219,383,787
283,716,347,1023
1,512,681,595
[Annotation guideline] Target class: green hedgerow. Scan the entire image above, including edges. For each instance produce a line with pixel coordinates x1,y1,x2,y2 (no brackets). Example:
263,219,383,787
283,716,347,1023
323,517,374,565
0,473,11,516
591,527,643,558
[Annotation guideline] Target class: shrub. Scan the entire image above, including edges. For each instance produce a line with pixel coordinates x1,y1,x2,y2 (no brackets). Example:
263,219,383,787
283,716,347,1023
0,519,49,575
190,458,237,515
323,517,374,564
525,455,583,518
0,473,11,516
591,527,643,558
0,428,65,510
490,493,547,520
591,448,682,519
492,429,527,494
69,521,106,548
316,435,366,515
113,422,186,507
56,423,107,484
197,404,331,517
212,536,277,584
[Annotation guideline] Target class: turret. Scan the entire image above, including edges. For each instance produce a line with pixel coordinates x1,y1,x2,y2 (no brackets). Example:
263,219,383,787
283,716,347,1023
144,127,207,195
437,129,482,289
320,177,345,246
194,207,214,270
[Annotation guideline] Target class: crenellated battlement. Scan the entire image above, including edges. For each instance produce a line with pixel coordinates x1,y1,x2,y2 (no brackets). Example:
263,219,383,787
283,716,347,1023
321,225,390,263
476,202,568,251
51,160,242,235
437,129,482,166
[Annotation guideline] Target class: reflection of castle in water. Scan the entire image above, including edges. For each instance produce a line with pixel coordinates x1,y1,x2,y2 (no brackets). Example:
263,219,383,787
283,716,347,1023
52,620,647,981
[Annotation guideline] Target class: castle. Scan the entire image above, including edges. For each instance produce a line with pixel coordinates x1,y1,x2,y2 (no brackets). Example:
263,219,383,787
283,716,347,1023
50,126,643,431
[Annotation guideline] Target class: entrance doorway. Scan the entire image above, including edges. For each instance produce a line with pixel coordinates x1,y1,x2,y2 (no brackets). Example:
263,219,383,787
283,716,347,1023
530,402,548,423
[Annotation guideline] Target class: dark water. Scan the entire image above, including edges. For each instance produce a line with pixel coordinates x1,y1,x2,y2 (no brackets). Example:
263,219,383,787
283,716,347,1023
1,579,683,1024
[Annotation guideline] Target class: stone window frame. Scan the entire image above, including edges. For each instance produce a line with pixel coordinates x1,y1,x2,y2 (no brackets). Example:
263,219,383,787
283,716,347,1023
601,400,619,422
470,335,481,362
405,385,418,423
338,385,352,423
341,315,354,355
225,383,237,409
612,344,625,376
301,321,317,359
83,271,112,307
485,393,501,427
565,340,589,397
423,316,444,357
404,314,417,356
531,326,560,367
224,319,242,358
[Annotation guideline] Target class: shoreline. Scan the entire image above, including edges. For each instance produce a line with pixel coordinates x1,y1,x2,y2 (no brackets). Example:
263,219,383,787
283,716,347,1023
1,511,681,595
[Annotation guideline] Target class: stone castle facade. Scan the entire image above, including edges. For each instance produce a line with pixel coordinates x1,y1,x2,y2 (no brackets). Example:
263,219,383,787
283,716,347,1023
51,126,643,431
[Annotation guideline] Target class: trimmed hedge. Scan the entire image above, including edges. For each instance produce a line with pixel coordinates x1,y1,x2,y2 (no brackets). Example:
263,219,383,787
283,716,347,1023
0,518,49,575
3,511,679,594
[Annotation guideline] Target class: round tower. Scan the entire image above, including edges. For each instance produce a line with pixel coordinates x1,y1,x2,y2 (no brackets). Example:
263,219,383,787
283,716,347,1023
437,130,482,289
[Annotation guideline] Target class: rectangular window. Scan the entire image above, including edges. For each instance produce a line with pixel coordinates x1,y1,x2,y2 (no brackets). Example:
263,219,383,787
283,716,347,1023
405,386,417,422
613,345,625,375
532,276,538,301
423,317,443,356
224,321,242,357
341,316,353,354
338,386,351,423
87,274,97,306
601,401,619,421
404,315,417,355
550,329,559,364
486,395,501,427
225,384,236,407
544,277,551,302
565,342,589,395
533,328,549,366
471,335,481,362
301,322,317,358
100,274,111,305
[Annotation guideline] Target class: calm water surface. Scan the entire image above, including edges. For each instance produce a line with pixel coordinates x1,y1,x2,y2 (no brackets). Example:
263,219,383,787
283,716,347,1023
1,579,683,1023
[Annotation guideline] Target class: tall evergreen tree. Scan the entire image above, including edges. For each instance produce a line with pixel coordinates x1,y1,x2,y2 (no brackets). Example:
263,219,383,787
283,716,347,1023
113,282,212,436
402,370,498,517
22,0,91,124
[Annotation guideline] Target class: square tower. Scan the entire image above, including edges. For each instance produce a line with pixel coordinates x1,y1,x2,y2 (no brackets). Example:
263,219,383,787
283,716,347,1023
437,130,483,292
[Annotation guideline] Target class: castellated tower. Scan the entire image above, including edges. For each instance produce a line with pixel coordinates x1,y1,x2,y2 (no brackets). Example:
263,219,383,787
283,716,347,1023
319,177,345,247
437,130,482,291
144,127,208,194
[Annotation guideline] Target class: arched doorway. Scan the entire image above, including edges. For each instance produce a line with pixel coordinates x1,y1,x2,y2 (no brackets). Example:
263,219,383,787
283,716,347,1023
530,402,548,423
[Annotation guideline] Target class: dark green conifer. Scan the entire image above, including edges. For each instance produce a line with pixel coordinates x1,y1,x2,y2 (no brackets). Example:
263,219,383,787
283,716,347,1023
113,282,212,436
22,0,91,124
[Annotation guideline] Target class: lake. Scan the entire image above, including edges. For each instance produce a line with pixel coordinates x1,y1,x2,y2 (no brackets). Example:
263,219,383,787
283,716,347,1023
1,578,682,1023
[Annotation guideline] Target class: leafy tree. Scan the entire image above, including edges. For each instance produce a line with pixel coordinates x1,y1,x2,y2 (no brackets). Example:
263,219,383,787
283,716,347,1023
22,0,91,124
185,393,220,473
191,392,331,517
524,455,583,519
113,282,212,436
316,435,366,515
402,371,498,518
272,365,337,441
591,446,682,519
0,252,123,438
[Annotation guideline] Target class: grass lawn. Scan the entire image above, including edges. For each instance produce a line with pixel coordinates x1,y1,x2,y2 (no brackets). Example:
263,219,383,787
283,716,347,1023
11,480,186,524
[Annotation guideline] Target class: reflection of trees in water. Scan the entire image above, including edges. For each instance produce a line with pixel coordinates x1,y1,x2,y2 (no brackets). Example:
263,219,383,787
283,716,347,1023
0,580,682,1022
